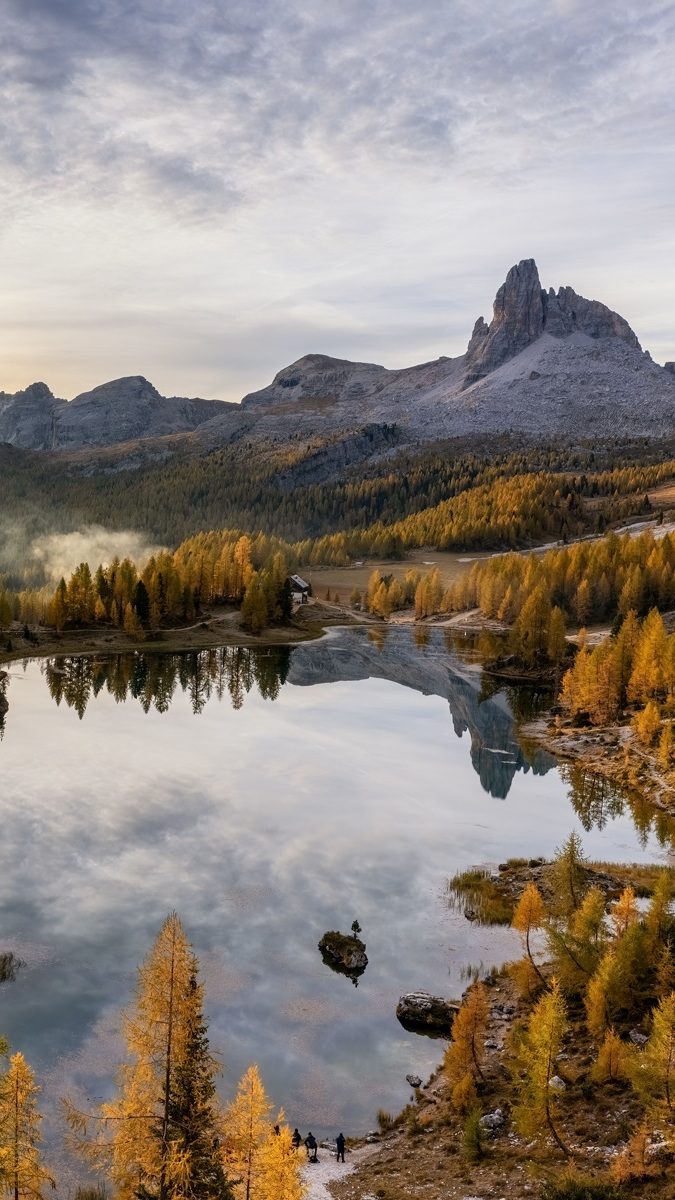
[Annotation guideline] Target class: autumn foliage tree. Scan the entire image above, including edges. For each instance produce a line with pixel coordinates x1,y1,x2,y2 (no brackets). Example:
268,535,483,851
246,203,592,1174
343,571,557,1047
511,882,547,990
630,991,675,1122
512,978,569,1155
443,983,489,1111
0,1050,55,1200
220,1067,302,1200
66,913,231,1200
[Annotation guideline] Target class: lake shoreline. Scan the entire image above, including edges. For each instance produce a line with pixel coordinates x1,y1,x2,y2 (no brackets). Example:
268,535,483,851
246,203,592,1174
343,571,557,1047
0,600,378,667
520,715,675,815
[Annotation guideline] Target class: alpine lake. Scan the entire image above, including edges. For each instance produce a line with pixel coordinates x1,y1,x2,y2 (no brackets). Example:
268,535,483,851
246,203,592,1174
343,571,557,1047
0,625,673,1184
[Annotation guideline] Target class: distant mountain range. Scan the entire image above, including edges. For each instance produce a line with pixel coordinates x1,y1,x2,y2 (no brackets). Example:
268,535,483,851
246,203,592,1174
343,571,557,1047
2,259,674,456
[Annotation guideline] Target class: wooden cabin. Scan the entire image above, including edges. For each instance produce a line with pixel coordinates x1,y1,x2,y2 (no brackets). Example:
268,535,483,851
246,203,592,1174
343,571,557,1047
289,574,310,604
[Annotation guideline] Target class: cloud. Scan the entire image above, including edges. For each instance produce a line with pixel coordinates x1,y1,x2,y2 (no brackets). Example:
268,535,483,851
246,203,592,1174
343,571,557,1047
2,0,673,218
29,526,164,582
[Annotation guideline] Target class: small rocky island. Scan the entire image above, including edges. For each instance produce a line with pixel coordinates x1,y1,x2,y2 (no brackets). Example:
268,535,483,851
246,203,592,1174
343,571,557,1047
318,929,368,980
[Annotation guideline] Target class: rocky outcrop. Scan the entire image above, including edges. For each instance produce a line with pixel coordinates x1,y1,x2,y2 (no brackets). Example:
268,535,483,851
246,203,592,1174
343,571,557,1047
318,930,368,971
543,286,641,347
396,991,460,1036
0,382,63,449
464,259,642,385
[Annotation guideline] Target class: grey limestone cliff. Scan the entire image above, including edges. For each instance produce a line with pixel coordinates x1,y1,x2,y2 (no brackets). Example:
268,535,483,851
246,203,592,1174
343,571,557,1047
0,382,63,450
0,375,234,450
463,258,641,385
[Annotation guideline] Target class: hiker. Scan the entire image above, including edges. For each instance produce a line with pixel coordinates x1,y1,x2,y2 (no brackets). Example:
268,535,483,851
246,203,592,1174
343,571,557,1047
336,1132,346,1163
304,1132,318,1162
291,1128,302,1150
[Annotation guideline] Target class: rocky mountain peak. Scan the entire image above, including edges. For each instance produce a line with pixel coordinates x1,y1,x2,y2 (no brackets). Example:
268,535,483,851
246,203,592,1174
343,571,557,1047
464,258,642,385
16,381,56,404
464,259,543,385
70,375,161,408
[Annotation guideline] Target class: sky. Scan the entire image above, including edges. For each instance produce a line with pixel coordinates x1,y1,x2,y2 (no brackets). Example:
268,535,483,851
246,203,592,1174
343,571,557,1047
1,0,674,402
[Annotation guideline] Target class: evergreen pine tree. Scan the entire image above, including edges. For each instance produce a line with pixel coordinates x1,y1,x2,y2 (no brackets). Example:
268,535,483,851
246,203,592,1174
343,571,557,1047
166,974,232,1200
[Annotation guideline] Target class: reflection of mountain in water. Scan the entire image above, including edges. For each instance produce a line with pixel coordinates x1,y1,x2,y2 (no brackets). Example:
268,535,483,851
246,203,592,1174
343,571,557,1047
289,627,556,798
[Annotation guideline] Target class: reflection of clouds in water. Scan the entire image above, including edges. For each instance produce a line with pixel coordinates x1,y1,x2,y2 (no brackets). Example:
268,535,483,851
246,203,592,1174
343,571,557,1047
223,886,279,911
0,635,668,1174
281,998,344,1027
42,1009,126,1195
297,1064,343,1128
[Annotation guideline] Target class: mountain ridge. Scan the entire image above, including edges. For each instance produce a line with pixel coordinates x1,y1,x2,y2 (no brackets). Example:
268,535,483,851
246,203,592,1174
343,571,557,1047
2,259,674,456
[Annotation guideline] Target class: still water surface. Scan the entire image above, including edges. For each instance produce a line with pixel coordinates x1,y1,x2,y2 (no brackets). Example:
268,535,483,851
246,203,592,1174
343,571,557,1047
0,627,673,1172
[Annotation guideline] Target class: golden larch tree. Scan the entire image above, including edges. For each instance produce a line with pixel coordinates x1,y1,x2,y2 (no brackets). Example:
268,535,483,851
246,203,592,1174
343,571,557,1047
443,982,489,1110
257,1125,304,1200
512,978,569,1155
222,1066,274,1200
0,1051,55,1200
609,886,639,939
511,882,547,988
631,991,675,1121
589,1029,630,1084
66,913,230,1200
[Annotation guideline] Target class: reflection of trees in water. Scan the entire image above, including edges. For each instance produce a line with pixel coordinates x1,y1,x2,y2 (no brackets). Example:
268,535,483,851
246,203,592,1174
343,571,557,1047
367,626,389,652
562,762,675,852
41,647,291,719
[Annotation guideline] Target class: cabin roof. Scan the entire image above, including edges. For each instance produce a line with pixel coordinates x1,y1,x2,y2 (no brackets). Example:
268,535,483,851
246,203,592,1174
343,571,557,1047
289,574,309,591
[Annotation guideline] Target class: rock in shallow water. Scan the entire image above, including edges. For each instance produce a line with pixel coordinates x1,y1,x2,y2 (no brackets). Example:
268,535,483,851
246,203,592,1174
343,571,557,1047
396,991,460,1036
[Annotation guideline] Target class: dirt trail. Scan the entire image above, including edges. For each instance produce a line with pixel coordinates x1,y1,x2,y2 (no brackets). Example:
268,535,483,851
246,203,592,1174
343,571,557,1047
300,1145,379,1200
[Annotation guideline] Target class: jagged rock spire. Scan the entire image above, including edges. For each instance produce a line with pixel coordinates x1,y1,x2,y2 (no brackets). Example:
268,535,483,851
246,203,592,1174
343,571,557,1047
464,258,641,386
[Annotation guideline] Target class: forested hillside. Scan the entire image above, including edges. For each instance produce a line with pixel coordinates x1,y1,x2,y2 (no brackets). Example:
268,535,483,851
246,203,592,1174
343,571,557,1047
1,439,673,569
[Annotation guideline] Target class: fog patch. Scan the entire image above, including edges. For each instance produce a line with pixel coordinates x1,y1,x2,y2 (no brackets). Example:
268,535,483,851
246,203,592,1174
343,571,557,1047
30,526,165,582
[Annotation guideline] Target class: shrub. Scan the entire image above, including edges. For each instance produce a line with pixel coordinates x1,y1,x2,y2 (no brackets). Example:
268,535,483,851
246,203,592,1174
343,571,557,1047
540,1173,624,1199
462,1108,483,1162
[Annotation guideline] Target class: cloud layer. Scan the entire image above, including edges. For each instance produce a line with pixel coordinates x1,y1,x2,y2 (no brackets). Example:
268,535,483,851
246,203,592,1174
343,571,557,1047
0,0,673,398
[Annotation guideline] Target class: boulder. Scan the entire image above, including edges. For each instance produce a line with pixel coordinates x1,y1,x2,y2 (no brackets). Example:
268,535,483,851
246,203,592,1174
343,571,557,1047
548,1075,566,1091
396,991,460,1036
406,1074,423,1089
479,1108,505,1130
629,1028,649,1045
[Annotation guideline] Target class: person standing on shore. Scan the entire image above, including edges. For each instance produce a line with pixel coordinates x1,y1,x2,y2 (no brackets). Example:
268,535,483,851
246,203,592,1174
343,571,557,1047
336,1133,345,1163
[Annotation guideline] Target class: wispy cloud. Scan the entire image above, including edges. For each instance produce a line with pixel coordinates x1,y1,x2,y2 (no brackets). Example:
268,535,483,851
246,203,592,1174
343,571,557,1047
3,0,673,214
